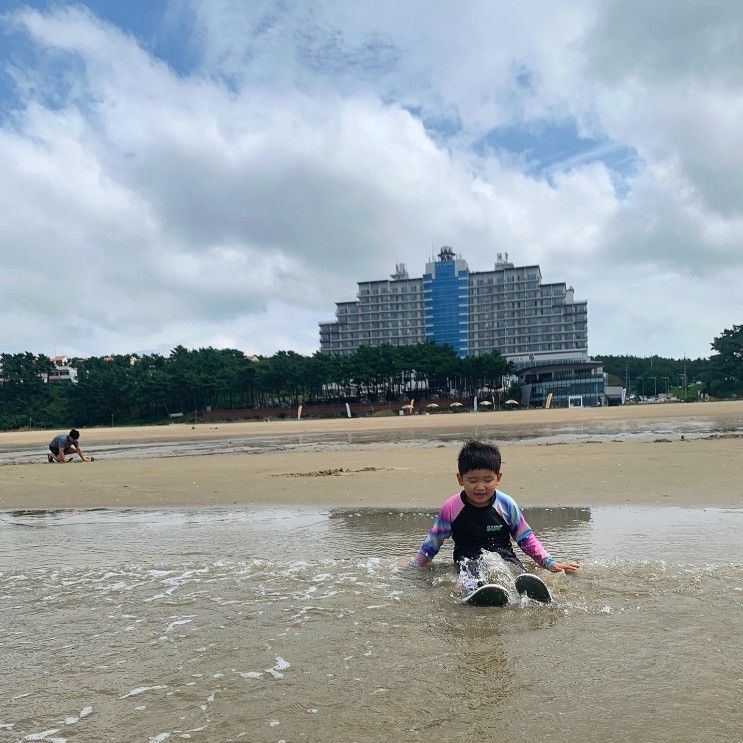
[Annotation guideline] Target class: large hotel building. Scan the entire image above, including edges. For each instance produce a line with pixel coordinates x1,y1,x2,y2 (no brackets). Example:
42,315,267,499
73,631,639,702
319,247,606,407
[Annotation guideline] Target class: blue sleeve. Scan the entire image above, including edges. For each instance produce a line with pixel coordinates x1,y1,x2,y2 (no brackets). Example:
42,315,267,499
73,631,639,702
417,512,453,562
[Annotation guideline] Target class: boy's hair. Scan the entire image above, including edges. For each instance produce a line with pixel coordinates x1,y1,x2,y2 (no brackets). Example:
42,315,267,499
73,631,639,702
69,429,80,440
458,440,501,474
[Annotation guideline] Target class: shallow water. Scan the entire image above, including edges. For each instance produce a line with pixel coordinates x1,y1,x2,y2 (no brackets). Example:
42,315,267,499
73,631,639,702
1,506,741,742
1,412,742,464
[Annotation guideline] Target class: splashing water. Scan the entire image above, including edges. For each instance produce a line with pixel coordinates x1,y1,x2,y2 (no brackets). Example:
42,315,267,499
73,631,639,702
0,505,741,742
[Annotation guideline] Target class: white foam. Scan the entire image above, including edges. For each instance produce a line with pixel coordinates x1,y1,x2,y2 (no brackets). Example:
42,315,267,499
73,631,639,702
120,685,167,699
238,671,263,679
98,581,133,593
149,734,171,743
165,619,193,633
24,730,60,741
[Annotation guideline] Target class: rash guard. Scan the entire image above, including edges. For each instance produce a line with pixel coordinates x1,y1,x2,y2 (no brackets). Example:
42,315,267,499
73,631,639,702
415,490,556,570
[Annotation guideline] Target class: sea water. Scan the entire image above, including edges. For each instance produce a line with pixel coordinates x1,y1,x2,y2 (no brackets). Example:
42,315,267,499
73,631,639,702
1,506,741,742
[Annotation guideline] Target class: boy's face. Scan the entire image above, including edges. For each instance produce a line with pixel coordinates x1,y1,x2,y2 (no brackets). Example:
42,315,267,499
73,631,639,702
457,468,502,507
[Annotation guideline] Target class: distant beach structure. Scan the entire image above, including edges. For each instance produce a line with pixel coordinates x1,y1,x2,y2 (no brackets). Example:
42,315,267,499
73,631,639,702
319,248,606,407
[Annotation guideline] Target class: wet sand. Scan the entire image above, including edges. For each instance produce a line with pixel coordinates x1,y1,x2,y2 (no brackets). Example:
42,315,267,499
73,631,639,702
2,399,742,449
4,404,741,743
1,400,741,510
1,435,741,510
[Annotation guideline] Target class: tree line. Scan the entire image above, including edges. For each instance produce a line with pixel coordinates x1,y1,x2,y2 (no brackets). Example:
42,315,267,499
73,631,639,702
596,325,742,401
0,343,511,430
1,325,740,431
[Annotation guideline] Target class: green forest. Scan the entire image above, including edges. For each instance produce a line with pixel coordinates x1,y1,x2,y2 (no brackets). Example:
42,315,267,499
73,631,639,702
597,325,742,400
1,325,740,431
0,343,511,430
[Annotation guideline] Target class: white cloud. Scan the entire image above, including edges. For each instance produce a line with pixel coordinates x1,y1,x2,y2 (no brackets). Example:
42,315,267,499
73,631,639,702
0,2,740,360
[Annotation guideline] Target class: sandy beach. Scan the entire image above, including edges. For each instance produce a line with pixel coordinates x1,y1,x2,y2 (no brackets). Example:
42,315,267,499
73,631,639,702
3,399,742,448
1,401,741,510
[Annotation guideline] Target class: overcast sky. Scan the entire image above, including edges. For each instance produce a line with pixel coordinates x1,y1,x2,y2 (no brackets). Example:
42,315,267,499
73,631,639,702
1,1,741,360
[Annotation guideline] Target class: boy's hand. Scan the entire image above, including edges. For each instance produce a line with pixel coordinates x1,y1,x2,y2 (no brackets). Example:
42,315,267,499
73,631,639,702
550,561,580,573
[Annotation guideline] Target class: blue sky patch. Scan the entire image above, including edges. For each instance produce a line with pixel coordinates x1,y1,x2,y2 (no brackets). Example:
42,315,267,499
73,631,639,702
475,119,638,193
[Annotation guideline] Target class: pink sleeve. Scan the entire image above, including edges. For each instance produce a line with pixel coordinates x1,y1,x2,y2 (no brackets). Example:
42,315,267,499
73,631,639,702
518,532,555,570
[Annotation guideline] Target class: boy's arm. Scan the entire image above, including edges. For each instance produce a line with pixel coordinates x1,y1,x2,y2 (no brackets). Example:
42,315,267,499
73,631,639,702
74,445,87,461
414,511,453,567
518,530,580,572
496,491,556,570
517,532,556,570
499,493,580,573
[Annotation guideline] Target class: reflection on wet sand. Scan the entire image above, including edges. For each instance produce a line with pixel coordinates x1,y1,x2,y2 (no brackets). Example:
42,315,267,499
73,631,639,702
328,505,591,543
520,506,591,531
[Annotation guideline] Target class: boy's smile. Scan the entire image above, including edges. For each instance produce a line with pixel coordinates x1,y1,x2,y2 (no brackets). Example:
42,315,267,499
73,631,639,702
457,468,502,507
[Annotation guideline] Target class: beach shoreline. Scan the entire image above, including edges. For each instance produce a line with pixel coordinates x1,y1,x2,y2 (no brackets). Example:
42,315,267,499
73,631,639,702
1,400,740,511
2,399,742,449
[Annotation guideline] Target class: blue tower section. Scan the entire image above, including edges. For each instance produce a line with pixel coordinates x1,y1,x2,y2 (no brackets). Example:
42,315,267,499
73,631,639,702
423,247,469,357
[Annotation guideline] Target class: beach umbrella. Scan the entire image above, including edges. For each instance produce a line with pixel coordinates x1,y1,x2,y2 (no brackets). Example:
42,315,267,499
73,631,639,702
425,402,439,409
401,403,414,409
505,399,519,405
478,400,493,406
449,402,463,408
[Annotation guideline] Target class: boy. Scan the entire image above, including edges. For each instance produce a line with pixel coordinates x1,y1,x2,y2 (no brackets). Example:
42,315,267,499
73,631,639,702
414,440,578,595
48,429,88,463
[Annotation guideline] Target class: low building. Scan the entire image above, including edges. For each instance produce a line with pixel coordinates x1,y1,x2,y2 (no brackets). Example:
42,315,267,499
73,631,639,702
604,385,627,406
46,355,78,384
517,357,606,408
